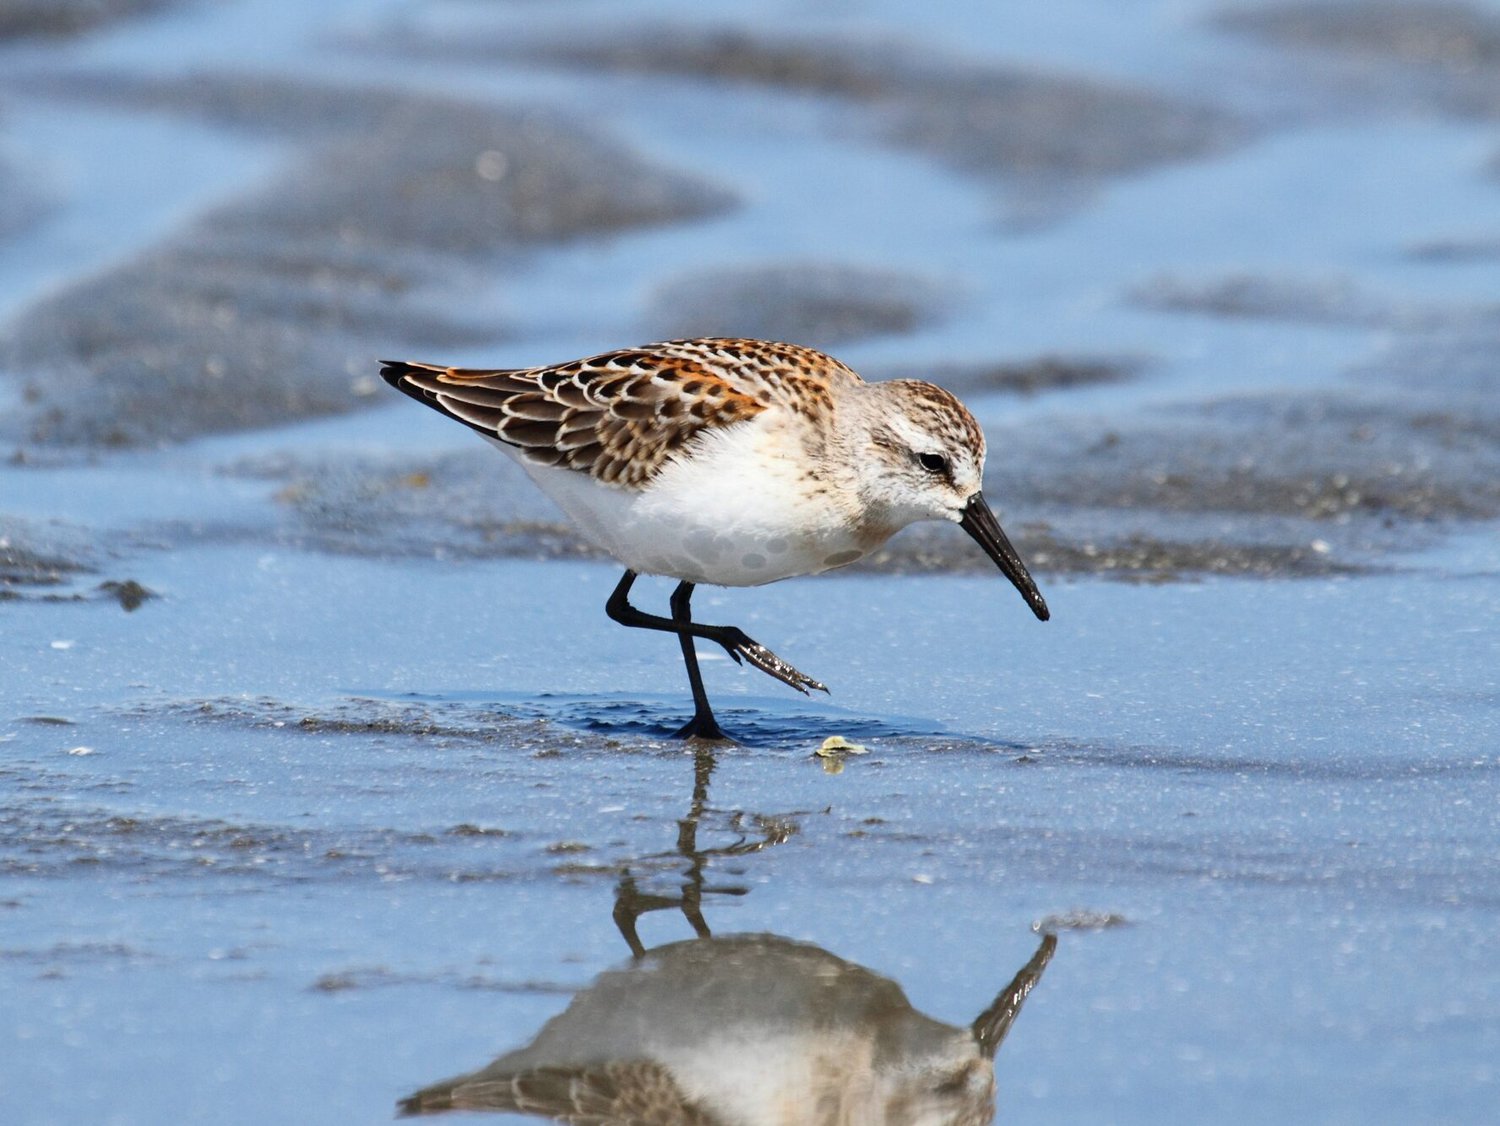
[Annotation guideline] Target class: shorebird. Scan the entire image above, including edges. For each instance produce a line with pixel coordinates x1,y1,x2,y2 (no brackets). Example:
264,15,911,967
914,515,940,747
398,931,1057,1123
380,338,1048,739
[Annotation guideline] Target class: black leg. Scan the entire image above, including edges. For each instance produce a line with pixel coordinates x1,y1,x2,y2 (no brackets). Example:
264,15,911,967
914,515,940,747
669,582,728,740
605,571,828,735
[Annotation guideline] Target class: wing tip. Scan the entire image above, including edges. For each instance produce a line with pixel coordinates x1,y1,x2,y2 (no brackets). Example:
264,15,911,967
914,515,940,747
379,360,426,389
377,360,516,445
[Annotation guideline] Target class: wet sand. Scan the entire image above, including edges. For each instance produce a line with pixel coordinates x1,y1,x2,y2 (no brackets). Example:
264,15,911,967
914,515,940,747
3,75,730,446
0,0,179,40
3,1,1499,1123
406,22,1251,223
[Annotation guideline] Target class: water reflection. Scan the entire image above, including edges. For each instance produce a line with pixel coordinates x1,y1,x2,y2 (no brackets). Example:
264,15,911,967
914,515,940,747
613,746,798,958
400,751,1055,1124
400,931,1054,1124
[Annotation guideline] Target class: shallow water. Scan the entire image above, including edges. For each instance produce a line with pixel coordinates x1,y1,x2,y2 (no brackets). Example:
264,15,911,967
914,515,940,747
4,1,1500,1123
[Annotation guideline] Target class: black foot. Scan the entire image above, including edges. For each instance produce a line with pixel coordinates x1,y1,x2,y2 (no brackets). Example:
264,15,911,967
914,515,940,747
673,712,731,741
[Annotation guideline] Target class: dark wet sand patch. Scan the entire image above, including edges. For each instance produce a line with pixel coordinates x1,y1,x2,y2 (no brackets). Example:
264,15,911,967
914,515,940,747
1034,910,1130,933
877,353,1142,397
0,941,148,967
387,24,1249,221
1122,267,1500,555
6,249,426,447
1027,737,1499,782
847,519,1367,580
0,802,538,883
0,579,158,608
1360,328,1500,397
28,73,736,245
0,0,178,40
0,515,116,594
1,540,92,590
0,517,160,606
644,263,944,350
2,75,733,448
1216,1,1500,119
162,695,543,743
1005,395,1500,525
1004,529,1362,582
1132,271,1500,330
1218,1,1500,70
152,693,688,756
1406,233,1500,262
310,965,577,995
226,446,605,562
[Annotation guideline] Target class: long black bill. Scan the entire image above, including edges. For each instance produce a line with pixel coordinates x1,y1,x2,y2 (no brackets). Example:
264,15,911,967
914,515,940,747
971,932,1057,1060
959,492,1050,621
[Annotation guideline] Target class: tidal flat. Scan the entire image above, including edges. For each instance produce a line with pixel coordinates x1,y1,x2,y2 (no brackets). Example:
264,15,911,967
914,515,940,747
3,1,1499,1123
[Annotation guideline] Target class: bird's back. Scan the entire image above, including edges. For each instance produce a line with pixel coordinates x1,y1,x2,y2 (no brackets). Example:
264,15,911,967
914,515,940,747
379,337,862,490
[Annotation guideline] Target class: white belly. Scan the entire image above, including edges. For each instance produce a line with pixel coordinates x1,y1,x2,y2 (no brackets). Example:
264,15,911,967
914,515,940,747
489,426,874,587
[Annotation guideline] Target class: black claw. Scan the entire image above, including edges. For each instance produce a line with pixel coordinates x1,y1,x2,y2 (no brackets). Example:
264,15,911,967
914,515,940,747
734,641,828,695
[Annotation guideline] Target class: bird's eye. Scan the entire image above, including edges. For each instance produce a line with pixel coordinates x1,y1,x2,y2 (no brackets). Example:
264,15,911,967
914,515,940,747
918,452,950,475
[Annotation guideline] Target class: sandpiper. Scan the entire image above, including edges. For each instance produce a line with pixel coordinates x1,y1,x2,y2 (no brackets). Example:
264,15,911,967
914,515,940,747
380,338,1048,739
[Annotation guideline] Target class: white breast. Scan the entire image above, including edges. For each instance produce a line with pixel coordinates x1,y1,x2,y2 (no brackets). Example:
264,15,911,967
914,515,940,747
490,417,875,587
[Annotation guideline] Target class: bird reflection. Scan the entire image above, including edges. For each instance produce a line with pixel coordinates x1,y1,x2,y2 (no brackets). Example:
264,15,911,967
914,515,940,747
399,931,1054,1125
613,746,798,958
399,745,1055,1124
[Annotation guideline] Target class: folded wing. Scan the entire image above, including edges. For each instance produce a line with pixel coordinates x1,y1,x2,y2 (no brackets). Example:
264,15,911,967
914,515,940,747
380,345,767,488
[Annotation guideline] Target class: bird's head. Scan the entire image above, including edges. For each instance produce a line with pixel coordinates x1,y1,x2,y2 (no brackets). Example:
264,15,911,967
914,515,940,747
856,380,1049,622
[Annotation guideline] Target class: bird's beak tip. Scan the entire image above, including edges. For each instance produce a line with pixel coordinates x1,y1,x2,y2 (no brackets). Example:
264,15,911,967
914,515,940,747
959,493,1050,621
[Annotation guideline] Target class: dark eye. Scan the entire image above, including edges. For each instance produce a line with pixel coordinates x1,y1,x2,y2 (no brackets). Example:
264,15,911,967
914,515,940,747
918,452,950,475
